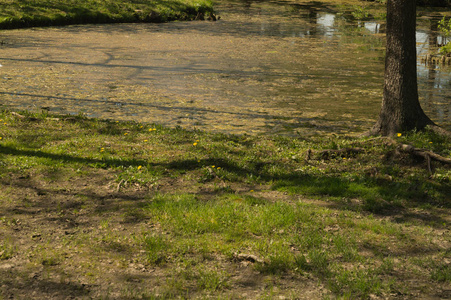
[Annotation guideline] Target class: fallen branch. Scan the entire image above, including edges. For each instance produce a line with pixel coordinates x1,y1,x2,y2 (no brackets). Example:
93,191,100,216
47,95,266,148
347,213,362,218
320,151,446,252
233,253,264,263
10,111,25,119
117,179,125,192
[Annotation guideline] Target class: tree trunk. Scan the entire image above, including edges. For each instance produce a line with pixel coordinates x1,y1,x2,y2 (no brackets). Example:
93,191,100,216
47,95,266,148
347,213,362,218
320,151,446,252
370,0,435,136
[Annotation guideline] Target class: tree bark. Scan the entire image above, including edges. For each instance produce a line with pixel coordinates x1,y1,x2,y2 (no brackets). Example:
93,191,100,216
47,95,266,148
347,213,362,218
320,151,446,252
370,0,435,136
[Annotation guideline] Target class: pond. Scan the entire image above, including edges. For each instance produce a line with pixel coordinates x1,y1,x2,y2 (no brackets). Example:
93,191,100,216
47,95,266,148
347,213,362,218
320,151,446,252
0,0,450,136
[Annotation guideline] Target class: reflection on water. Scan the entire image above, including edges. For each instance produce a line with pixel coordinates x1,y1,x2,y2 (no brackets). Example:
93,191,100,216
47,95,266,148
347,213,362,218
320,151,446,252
0,0,449,136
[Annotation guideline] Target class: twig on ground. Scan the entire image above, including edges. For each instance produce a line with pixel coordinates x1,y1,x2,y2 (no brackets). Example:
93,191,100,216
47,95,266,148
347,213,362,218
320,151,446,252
11,111,25,119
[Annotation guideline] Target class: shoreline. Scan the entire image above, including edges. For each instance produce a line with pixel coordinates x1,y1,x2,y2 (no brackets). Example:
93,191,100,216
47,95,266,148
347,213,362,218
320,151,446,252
0,0,215,30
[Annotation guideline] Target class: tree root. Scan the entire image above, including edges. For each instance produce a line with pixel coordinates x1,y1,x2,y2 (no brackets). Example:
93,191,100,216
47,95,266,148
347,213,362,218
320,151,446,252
426,125,451,139
363,124,451,139
398,144,451,173
306,147,365,160
306,140,450,175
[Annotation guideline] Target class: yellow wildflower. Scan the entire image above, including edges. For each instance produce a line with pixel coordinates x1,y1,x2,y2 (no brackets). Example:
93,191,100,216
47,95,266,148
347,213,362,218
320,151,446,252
397,133,402,137
212,165,215,168
193,142,198,146
144,139,148,142
124,132,128,135
138,166,142,170
217,167,221,170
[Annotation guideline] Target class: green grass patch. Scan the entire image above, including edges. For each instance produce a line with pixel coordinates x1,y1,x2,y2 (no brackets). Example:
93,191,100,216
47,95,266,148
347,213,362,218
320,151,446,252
0,238,15,260
0,0,214,29
0,109,450,298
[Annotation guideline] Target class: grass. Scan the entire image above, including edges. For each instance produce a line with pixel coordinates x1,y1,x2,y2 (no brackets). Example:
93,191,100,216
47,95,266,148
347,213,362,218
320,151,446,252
0,0,214,29
1,1,449,298
0,108,450,299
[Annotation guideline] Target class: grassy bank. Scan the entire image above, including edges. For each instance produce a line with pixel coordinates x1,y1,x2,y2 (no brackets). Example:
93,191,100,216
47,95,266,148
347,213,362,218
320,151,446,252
0,0,214,29
0,109,450,299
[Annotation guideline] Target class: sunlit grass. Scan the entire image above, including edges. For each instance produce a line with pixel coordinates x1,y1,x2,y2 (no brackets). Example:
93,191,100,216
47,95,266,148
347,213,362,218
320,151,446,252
0,0,214,29
0,109,449,298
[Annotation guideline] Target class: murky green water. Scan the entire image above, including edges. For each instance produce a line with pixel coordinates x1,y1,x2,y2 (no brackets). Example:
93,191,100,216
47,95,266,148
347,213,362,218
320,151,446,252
0,0,450,136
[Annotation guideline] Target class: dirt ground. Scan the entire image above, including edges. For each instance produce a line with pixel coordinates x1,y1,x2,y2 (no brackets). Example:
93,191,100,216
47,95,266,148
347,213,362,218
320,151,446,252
1,164,450,299
1,168,333,299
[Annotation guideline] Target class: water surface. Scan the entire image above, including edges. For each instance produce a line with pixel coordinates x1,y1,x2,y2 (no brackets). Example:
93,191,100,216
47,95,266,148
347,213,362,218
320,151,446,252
0,0,450,136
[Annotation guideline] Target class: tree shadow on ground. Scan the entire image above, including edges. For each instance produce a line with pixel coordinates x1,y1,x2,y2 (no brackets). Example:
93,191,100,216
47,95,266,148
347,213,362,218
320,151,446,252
0,139,449,299
0,269,91,299
1,139,449,229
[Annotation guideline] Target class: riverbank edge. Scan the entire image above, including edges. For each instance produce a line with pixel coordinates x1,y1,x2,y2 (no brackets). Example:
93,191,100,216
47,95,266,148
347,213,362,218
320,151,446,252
0,0,215,30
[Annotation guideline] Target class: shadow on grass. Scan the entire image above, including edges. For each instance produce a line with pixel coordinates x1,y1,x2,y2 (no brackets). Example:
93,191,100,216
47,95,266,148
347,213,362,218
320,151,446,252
0,269,91,299
0,117,451,224
0,140,449,299
0,144,149,168
1,140,450,223
0,173,149,224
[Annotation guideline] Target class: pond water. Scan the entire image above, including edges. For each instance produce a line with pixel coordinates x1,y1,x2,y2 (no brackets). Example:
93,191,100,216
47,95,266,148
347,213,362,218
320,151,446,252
0,0,450,136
